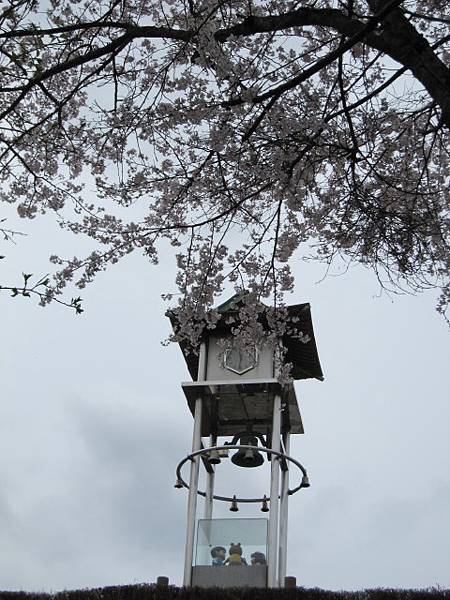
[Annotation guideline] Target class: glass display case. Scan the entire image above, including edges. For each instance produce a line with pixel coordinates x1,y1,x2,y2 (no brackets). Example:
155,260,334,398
192,518,268,588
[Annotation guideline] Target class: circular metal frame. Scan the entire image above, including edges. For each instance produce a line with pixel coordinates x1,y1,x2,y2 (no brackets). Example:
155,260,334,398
175,444,309,503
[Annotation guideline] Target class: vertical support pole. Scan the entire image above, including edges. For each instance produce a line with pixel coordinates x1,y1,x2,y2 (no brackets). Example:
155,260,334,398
203,434,216,520
278,431,291,586
183,343,206,587
183,396,202,586
267,393,282,587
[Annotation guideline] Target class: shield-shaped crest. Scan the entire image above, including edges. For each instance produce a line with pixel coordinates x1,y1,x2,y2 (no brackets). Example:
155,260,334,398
223,345,258,375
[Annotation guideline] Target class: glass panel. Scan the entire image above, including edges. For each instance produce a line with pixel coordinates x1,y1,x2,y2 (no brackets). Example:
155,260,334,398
195,518,268,567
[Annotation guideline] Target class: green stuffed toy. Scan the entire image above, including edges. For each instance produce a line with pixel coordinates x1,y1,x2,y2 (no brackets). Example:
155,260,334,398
225,542,247,566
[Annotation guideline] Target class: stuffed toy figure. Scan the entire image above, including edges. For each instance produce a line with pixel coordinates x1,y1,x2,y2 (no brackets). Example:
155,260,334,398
225,542,247,566
210,546,226,566
250,551,267,565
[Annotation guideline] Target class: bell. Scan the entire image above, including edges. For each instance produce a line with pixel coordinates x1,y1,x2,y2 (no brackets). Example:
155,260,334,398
231,436,264,468
174,478,183,489
301,474,310,488
208,450,221,465
261,495,269,512
229,495,239,512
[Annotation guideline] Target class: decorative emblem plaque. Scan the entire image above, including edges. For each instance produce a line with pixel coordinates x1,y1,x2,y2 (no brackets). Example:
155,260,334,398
223,345,258,375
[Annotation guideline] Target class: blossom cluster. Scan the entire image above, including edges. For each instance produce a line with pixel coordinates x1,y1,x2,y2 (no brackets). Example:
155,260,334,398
0,0,448,348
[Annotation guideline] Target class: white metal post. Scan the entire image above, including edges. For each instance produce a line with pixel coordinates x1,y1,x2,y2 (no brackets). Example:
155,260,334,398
278,431,291,587
183,343,206,586
183,396,202,586
203,434,216,520
267,393,282,587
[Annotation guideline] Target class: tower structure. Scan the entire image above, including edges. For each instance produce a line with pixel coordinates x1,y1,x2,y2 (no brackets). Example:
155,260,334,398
168,293,323,588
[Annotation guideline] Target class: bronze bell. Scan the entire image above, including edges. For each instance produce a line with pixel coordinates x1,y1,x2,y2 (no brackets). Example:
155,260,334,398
231,435,264,468
261,495,269,512
230,495,239,512
208,449,221,465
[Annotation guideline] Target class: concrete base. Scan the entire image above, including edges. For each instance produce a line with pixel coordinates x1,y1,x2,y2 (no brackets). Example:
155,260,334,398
191,565,267,588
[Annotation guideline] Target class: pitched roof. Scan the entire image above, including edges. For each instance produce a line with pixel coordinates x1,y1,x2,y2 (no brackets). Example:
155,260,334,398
167,293,324,382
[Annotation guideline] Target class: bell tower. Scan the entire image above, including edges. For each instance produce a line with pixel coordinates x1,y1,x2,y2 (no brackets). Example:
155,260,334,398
168,293,323,588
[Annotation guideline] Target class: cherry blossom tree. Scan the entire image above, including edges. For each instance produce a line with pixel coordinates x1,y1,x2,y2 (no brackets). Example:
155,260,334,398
0,0,449,334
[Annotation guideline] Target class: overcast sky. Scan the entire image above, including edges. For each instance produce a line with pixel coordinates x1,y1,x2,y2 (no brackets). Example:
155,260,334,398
1,213,449,592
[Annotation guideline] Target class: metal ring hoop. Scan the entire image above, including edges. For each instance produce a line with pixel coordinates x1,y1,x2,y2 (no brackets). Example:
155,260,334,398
175,444,309,503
